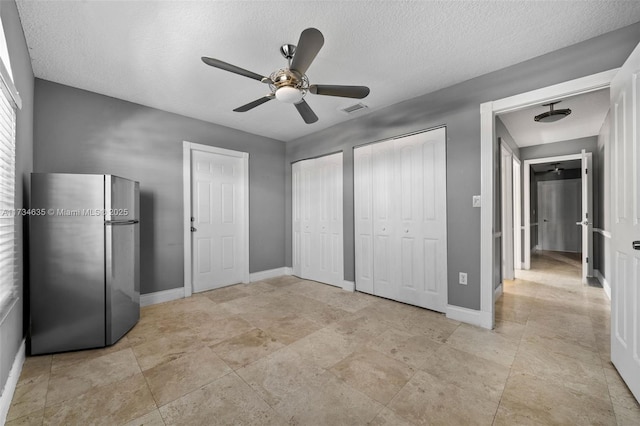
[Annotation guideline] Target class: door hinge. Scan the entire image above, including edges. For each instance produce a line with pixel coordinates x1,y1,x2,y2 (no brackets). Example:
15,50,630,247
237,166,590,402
585,168,588,174
586,257,589,264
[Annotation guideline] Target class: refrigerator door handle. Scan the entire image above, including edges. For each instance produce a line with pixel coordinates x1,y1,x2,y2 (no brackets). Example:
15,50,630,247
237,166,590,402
105,219,139,226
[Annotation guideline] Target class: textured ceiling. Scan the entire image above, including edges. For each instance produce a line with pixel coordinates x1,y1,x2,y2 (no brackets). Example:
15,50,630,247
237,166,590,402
16,1,640,142
499,89,610,148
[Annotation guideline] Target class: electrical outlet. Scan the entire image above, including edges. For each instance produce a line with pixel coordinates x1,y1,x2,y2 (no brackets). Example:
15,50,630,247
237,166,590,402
472,195,481,208
459,272,468,285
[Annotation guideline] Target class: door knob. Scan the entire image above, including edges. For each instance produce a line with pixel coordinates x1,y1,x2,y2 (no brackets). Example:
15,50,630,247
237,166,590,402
191,226,197,232
633,241,640,251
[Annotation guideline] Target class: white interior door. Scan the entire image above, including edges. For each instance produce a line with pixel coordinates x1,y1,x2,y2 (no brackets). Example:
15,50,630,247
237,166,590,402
610,41,640,403
580,150,594,282
292,153,344,287
354,127,447,312
191,149,246,292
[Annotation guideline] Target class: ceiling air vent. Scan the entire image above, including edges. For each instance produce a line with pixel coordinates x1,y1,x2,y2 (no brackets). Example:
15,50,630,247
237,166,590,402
340,102,368,114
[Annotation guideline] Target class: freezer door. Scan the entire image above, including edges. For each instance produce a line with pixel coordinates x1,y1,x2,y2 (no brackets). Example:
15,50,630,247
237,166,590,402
105,176,140,345
29,173,106,355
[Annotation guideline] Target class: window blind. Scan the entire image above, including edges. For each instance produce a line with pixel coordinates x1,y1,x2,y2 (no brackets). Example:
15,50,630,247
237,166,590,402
0,79,16,314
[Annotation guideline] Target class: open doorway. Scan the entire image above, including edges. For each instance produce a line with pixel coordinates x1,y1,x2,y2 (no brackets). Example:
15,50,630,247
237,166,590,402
496,88,608,292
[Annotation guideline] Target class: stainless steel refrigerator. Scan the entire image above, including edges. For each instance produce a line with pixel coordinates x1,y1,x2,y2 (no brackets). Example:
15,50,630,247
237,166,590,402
29,173,140,355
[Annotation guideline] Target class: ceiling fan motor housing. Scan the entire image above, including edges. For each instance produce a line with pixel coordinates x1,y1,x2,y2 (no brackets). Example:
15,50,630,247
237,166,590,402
270,68,309,103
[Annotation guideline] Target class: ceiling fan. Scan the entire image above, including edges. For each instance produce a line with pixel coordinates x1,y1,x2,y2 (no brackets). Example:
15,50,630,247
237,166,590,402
201,28,370,124
547,163,564,175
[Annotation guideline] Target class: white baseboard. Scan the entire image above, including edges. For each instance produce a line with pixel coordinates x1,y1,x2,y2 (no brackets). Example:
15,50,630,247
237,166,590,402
342,280,355,292
446,305,493,329
140,287,184,307
249,267,288,282
595,269,611,300
494,283,503,301
0,339,25,425
285,267,293,276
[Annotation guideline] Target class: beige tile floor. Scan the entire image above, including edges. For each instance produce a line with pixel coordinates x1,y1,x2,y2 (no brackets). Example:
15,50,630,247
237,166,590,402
7,252,640,425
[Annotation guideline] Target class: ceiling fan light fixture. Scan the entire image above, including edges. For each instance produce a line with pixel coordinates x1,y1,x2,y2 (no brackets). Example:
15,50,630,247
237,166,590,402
275,86,304,104
534,101,571,123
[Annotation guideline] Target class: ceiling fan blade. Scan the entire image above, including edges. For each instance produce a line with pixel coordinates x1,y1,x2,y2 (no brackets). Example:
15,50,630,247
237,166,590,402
294,99,318,124
201,57,272,84
309,85,370,99
290,28,324,75
233,95,274,112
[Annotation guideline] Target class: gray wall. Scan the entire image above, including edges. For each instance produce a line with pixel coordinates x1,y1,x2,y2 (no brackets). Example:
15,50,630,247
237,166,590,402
0,0,34,405
34,80,286,295
519,136,598,161
496,118,521,160
285,22,640,311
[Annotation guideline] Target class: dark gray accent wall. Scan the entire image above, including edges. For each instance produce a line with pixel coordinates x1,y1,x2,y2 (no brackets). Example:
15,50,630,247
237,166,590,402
285,22,640,311
34,79,286,295
0,0,34,403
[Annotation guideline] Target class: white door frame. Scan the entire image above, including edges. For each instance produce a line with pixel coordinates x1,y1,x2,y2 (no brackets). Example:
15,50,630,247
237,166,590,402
523,152,584,269
500,141,515,281
480,69,616,329
513,156,522,270
182,141,250,298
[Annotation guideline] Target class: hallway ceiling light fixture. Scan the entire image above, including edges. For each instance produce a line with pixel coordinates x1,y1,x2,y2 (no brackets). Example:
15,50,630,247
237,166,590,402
534,101,572,123
547,163,564,175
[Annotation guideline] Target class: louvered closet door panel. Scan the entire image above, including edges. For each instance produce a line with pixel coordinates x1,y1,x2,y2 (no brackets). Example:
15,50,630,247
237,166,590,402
372,140,399,300
397,128,447,312
292,153,344,287
292,161,302,277
300,160,317,280
317,153,343,286
354,127,447,313
354,145,374,294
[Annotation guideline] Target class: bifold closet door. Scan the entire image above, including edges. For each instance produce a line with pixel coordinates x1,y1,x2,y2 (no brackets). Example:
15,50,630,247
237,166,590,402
292,152,344,287
354,127,447,312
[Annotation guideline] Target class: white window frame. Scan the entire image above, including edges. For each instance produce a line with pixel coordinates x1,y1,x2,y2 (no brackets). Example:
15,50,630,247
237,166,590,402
0,27,22,317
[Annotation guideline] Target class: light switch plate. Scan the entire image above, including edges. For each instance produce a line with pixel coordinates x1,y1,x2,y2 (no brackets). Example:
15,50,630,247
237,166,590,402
472,195,481,208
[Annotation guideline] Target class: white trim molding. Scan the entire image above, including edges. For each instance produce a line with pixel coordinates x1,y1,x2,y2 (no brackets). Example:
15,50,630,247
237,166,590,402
494,283,503,301
594,228,612,239
182,141,250,298
0,339,25,425
446,305,493,329
342,281,355,292
595,269,611,300
140,288,184,307
523,152,584,270
285,267,294,276
480,68,617,331
249,267,288,282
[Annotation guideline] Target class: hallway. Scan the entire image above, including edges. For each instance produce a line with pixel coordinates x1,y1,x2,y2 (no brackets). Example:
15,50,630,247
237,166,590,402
496,251,639,424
